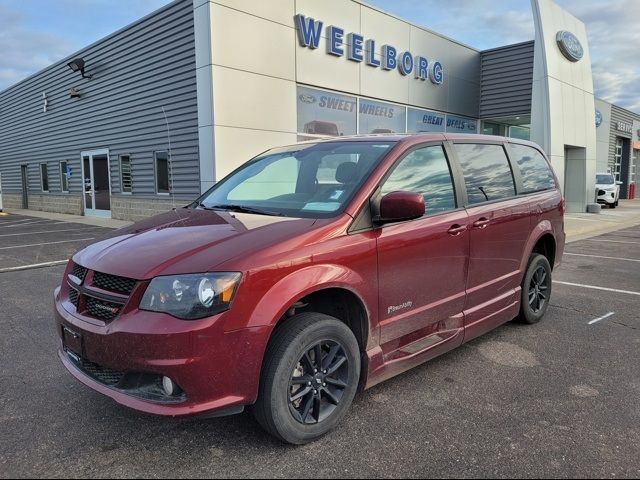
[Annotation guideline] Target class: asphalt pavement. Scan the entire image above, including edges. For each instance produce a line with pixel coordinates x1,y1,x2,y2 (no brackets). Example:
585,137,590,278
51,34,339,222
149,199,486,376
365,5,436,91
0,214,638,478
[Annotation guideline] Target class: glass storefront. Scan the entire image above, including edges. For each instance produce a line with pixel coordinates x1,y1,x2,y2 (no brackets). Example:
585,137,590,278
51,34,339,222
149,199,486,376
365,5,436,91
296,85,478,138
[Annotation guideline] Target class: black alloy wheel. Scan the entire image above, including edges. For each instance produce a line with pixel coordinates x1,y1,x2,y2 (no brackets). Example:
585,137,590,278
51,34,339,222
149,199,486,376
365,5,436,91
516,253,552,324
253,312,360,444
288,340,349,425
528,265,549,313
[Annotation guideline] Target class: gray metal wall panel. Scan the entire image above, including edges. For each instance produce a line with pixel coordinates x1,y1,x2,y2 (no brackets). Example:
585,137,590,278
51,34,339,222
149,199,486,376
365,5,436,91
609,105,640,196
0,0,199,199
480,41,534,118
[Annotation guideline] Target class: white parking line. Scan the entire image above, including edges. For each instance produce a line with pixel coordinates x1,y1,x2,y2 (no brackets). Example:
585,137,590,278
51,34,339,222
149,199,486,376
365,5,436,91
0,227,104,237
564,252,640,263
0,260,68,273
0,219,37,226
3,220,65,228
554,281,640,297
585,239,640,245
588,312,615,325
0,238,95,250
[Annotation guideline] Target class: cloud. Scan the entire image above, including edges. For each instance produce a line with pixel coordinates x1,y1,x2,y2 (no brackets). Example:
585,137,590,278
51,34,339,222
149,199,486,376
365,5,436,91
369,0,640,113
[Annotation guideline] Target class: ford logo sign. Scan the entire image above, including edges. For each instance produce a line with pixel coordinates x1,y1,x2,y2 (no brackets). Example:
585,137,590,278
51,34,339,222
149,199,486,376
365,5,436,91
556,31,583,62
299,94,317,104
595,110,603,128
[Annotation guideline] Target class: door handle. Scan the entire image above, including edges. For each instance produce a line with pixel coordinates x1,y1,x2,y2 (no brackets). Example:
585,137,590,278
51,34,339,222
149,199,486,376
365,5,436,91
473,217,490,229
447,224,467,236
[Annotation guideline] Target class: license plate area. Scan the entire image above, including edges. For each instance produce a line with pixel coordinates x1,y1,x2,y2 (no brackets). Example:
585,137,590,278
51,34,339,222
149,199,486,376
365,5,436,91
62,325,83,360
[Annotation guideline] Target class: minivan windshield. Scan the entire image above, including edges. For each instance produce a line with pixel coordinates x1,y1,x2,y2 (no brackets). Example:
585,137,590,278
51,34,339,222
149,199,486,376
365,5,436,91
596,174,615,185
196,141,396,218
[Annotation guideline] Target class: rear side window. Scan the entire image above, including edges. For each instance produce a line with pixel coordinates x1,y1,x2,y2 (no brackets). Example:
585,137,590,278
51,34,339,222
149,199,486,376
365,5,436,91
509,144,556,193
454,143,515,205
381,145,456,215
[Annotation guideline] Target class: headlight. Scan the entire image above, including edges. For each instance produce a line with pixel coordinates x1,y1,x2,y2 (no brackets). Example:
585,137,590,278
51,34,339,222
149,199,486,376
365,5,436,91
140,272,241,320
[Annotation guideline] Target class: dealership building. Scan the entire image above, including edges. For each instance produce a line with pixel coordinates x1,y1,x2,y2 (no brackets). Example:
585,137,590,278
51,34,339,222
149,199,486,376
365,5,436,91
0,0,638,220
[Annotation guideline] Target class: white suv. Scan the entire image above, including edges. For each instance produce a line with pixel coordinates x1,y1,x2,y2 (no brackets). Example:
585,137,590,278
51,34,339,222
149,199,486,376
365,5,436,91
595,173,621,208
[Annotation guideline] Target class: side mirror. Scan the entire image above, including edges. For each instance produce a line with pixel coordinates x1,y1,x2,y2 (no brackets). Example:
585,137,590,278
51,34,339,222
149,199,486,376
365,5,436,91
616,181,623,186
376,191,425,224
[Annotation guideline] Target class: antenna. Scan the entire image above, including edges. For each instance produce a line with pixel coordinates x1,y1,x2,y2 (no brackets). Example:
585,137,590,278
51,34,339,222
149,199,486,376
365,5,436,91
161,106,176,211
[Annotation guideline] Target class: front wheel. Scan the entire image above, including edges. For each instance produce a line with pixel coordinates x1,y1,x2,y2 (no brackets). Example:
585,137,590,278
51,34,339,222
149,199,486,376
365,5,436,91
253,312,361,444
516,253,552,324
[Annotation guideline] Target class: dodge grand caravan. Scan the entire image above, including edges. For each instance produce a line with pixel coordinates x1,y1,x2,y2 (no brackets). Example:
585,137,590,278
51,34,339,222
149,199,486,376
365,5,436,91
54,134,565,444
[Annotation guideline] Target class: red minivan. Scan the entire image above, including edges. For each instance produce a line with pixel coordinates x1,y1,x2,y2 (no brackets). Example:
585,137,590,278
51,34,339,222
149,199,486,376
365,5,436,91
54,134,564,444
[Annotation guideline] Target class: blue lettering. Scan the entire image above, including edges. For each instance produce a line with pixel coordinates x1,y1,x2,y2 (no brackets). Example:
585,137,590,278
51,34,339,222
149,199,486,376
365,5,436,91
366,39,380,67
295,14,323,49
347,33,364,62
399,52,413,76
415,56,429,80
431,61,444,85
319,96,327,108
327,26,344,56
382,45,397,70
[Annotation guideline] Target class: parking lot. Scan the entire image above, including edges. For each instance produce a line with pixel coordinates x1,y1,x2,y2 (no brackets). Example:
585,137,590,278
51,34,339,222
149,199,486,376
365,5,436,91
1,213,638,478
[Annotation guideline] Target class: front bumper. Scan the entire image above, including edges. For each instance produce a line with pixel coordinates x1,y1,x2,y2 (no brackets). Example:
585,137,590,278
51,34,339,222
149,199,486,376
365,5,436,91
596,190,617,204
54,287,271,417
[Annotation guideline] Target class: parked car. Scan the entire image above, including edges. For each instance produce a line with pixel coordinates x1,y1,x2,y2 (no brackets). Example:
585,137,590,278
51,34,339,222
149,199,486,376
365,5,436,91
303,120,340,137
595,172,621,208
54,134,565,444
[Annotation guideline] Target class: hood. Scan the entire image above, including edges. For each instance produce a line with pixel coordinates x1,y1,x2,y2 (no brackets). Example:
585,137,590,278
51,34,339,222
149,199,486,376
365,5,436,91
73,208,318,279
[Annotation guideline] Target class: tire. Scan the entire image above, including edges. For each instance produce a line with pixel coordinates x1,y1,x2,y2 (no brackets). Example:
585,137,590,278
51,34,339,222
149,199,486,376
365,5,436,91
610,202,617,209
516,253,552,324
253,312,361,444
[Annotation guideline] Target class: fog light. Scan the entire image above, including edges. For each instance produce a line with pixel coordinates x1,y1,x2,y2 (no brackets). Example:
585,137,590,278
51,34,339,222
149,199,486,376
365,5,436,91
162,376,177,396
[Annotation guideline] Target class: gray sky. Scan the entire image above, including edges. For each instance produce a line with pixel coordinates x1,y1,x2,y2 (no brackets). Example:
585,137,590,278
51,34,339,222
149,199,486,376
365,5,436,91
0,0,638,113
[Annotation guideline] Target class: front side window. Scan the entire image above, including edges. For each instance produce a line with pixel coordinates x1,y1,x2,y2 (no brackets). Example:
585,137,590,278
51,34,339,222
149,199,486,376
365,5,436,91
60,161,69,192
198,141,395,218
40,163,49,192
381,145,456,215
455,143,515,205
155,151,170,194
510,144,556,193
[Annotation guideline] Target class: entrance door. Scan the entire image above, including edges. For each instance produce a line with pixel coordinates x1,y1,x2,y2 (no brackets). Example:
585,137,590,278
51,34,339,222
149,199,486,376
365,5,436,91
21,165,28,209
81,149,111,218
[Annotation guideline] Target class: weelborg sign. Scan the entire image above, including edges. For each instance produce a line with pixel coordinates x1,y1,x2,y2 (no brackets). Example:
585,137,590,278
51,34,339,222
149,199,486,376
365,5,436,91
295,14,444,86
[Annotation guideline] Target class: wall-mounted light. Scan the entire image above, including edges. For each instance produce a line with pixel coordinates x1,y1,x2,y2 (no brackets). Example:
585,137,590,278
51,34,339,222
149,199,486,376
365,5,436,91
69,87,81,99
67,58,92,79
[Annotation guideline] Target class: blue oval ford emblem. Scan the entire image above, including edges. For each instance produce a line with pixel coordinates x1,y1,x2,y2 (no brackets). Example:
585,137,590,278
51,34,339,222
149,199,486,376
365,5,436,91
595,110,603,128
298,94,317,104
556,31,583,62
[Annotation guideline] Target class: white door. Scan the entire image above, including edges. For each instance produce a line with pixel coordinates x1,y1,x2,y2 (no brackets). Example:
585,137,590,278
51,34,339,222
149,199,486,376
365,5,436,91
81,149,111,218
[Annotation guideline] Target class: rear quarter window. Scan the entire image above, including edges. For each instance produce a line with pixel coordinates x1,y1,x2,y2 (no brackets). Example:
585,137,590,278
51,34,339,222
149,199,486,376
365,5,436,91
509,144,556,193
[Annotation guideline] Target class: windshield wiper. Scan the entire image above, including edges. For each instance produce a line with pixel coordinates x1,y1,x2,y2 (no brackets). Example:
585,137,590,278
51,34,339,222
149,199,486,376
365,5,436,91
203,204,285,217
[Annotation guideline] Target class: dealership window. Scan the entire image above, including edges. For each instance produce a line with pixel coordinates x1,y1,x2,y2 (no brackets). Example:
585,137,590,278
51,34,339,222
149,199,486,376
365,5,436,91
454,143,515,204
120,155,132,193
509,144,556,193
407,108,445,133
614,138,623,182
297,86,357,139
359,99,406,134
59,161,69,192
508,125,531,141
155,151,170,194
40,163,49,192
446,115,478,134
381,145,456,215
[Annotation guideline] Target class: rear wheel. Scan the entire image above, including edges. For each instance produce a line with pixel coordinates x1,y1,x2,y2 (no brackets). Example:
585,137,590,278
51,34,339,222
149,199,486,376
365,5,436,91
253,312,361,444
516,253,552,324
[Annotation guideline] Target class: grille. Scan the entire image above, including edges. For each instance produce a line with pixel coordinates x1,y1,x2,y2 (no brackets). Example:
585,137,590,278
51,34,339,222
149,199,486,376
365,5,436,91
72,263,87,281
78,357,126,387
93,271,136,295
69,288,79,308
86,296,121,321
